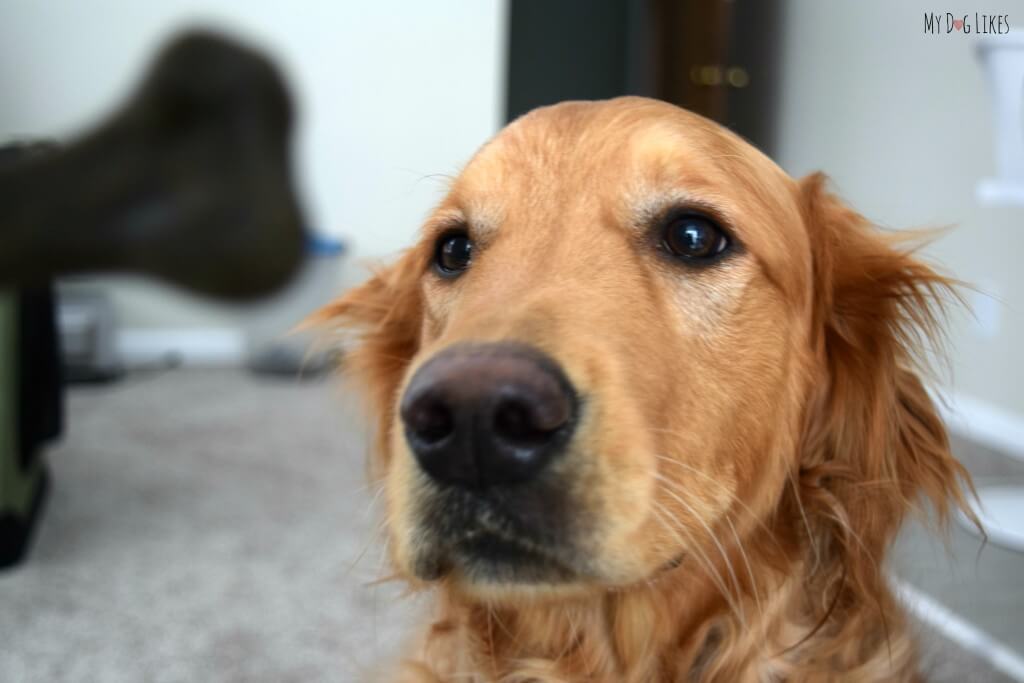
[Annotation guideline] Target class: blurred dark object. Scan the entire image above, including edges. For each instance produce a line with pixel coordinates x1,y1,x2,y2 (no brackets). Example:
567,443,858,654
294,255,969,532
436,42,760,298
0,283,62,569
1,143,64,569
505,0,781,156
0,30,306,300
0,30,307,570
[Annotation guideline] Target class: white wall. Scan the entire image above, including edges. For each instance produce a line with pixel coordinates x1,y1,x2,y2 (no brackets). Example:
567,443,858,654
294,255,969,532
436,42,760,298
0,1,505,334
775,2,1024,431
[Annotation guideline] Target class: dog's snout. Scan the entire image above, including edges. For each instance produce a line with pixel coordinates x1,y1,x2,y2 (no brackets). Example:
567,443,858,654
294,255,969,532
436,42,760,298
400,343,576,489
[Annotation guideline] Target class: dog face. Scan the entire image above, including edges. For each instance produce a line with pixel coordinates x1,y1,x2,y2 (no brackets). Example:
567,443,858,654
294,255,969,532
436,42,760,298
333,98,812,597
317,97,966,606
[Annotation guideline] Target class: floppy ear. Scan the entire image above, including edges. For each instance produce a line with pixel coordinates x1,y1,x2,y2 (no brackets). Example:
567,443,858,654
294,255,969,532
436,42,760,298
307,249,425,466
795,173,976,594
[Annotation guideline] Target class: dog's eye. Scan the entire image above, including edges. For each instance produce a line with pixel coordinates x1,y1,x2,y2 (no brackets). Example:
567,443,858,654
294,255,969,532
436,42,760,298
435,232,473,276
661,214,730,262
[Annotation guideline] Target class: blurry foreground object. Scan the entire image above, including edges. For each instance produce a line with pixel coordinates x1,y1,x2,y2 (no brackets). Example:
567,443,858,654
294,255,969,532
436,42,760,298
0,30,307,569
0,282,60,568
0,30,306,299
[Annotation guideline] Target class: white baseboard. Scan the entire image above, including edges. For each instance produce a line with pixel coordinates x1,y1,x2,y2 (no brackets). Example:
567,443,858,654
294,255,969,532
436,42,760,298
937,391,1024,463
894,578,1024,682
116,328,246,367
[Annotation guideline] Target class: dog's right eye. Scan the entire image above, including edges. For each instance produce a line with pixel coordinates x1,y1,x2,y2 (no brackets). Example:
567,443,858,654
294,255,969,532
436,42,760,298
434,231,473,276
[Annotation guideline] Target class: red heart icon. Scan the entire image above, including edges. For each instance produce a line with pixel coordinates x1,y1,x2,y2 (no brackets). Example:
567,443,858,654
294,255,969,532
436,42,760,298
953,18,964,30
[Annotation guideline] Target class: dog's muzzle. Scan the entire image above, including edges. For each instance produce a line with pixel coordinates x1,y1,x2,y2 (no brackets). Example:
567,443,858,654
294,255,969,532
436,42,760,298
399,342,585,582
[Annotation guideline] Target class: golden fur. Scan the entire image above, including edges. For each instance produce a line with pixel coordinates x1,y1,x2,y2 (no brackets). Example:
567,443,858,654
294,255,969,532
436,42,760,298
312,97,976,682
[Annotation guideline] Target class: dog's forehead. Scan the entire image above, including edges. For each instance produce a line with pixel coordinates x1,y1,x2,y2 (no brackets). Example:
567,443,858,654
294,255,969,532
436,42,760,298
438,98,810,297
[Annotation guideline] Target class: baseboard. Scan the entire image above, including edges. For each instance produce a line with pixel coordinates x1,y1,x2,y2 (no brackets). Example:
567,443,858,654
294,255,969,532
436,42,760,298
894,578,1024,682
937,391,1024,463
116,328,246,367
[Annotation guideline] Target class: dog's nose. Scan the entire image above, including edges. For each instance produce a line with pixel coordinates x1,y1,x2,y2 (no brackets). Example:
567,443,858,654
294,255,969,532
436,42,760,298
400,343,576,489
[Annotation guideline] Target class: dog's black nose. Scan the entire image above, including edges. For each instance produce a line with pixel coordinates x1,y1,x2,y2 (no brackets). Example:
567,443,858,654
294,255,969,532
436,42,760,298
400,343,576,489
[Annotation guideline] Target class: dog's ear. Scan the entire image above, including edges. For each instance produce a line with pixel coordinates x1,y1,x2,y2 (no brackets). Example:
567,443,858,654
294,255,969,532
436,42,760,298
307,249,424,465
796,173,976,589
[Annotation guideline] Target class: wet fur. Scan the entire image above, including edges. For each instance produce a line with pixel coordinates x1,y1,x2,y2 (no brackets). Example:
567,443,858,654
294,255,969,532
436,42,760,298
311,98,976,682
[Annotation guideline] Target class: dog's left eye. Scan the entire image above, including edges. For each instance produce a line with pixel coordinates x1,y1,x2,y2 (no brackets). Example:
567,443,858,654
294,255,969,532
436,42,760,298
661,214,730,262
435,231,473,276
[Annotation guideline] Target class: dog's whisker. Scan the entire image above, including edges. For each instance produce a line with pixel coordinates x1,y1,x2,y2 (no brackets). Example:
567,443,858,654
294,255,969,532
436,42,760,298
650,472,748,625
547,606,581,670
658,498,764,627
648,451,787,552
343,512,391,580
822,509,878,569
341,486,390,580
654,468,765,624
363,571,403,589
725,517,763,620
649,498,747,629
364,482,388,513
351,479,387,499
486,606,503,677
649,502,748,632
787,471,822,573
488,605,518,650
646,453,768,619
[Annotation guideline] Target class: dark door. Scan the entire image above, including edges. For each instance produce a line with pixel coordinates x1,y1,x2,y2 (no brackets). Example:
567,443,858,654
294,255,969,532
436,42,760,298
505,0,781,155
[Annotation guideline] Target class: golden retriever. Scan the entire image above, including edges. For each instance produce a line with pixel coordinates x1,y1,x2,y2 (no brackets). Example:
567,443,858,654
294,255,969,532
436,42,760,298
313,97,976,682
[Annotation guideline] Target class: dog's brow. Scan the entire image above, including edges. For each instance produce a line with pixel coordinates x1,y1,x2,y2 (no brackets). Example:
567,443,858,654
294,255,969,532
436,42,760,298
424,209,466,237
465,202,504,242
425,203,504,244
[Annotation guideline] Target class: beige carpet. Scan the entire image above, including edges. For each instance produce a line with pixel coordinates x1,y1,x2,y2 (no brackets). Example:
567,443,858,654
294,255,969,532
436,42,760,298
0,370,1014,682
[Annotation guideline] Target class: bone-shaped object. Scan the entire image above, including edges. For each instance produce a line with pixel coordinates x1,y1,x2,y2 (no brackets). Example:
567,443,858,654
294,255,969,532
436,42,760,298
0,31,307,300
